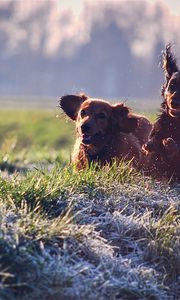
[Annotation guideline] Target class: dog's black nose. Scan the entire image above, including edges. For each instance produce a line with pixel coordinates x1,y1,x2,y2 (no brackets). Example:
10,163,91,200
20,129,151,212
81,123,90,133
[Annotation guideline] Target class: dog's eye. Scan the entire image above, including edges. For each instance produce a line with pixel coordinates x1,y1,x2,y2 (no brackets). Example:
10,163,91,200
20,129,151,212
97,113,106,119
80,110,86,117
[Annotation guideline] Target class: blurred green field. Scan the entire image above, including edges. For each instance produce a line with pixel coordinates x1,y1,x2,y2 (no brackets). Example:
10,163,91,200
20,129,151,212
0,109,75,167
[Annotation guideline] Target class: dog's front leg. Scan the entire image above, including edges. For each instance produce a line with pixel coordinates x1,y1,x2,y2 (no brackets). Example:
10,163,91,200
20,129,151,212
162,138,179,158
142,137,161,155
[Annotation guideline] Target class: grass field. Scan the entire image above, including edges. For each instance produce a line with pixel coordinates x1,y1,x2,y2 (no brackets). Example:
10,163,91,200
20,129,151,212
0,108,179,300
0,109,74,167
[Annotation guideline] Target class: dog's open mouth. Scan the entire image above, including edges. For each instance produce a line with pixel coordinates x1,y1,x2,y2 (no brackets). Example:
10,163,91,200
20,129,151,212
81,132,104,145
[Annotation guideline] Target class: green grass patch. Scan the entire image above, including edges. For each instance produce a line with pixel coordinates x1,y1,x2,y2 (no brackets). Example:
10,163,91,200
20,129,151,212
0,109,73,147
0,109,74,167
0,160,137,216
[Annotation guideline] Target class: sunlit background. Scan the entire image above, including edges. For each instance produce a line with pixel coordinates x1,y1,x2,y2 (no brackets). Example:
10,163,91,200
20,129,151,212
0,0,180,108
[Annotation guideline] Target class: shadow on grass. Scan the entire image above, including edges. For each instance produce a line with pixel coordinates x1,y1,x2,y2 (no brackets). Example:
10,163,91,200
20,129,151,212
0,161,27,174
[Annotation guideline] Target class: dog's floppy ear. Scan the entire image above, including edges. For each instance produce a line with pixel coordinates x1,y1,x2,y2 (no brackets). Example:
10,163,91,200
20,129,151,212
113,103,138,133
59,93,88,120
162,44,179,81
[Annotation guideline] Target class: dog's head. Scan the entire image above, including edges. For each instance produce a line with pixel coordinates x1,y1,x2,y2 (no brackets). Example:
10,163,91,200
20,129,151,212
161,44,180,117
60,94,138,147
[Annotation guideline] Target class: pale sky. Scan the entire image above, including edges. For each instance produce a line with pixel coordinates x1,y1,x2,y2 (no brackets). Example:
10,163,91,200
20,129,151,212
57,0,83,14
151,0,180,15
58,0,180,16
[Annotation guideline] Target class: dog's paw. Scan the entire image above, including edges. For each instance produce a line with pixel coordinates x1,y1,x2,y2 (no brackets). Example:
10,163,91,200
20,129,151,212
142,144,149,155
162,138,178,156
142,141,155,155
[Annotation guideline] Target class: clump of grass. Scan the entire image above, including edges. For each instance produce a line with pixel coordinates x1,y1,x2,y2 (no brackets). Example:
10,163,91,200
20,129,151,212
146,206,180,280
0,161,179,299
0,160,138,217
0,200,95,299
0,162,172,299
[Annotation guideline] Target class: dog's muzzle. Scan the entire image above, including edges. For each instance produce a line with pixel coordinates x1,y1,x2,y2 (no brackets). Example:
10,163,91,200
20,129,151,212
80,132,105,145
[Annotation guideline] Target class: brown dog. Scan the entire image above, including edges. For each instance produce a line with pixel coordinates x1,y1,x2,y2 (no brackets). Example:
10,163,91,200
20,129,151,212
60,94,152,169
143,44,180,182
